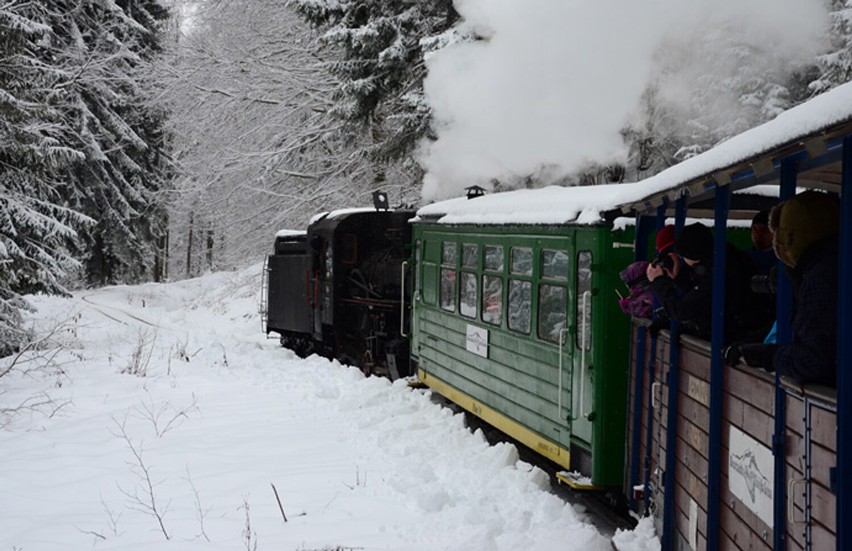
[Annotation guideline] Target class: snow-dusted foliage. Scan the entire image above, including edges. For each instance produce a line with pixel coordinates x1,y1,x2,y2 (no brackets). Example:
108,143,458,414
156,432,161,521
621,10,826,181
44,0,172,286
290,0,459,163
157,1,426,278
0,1,170,356
811,0,852,95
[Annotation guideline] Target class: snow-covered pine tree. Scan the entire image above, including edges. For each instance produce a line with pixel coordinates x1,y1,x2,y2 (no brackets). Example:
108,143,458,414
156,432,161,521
42,0,172,286
290,0,458,164
811,0,852,95
0,4,91,355
621,16,822,181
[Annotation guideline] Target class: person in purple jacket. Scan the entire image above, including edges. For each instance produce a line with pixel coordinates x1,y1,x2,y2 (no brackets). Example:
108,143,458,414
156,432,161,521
723,190,840,386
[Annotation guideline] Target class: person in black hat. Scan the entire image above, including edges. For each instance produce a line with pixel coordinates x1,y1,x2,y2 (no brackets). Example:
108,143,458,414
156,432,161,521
646,222,771,343
745,210,775,276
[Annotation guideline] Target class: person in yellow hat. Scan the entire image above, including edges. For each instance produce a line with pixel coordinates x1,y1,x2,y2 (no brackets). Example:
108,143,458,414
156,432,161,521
723,190,840,386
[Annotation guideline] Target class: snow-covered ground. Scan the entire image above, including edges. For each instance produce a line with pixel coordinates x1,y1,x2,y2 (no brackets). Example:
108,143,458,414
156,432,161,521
0,264,659,550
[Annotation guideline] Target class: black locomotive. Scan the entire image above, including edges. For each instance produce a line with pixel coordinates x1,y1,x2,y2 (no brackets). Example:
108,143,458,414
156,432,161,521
264,196,415,379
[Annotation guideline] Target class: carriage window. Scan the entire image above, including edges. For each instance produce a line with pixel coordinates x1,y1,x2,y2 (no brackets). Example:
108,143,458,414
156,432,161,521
481,275,503,325
442,242,457,265
440,269,456,312
576,251,593,350
440,242,457,312
508,279,532,334
462,244,478,269
510,247,533,276
541,249,569,280
459,272,477,318
538,285,567,343
484,245,504,271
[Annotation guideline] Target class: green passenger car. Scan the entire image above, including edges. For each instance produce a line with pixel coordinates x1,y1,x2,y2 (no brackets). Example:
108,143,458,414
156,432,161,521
410,191,637,488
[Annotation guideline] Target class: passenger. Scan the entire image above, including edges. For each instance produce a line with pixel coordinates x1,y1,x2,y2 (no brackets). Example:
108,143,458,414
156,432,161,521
745,209,777,330
655,224,676,263
645,225,684,335
617,260,653,319
723,191,840,386
646,222,770,343
746,210,775,276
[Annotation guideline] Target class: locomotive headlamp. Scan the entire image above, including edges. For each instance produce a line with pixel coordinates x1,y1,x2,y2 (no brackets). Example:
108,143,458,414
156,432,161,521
372,191,389,211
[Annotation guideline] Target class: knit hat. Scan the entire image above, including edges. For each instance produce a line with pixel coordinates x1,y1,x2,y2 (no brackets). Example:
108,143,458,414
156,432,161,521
676,223,714,261
775,190,839,267
655,225,676,254
751,210,770,227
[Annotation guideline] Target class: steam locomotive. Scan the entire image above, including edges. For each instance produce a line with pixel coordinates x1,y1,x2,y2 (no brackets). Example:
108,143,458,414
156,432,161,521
263,192,414,379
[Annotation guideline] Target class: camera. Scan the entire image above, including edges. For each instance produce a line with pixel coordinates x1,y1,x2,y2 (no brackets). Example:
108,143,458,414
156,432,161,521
651,253,675,272
750,274,776,294
750,265,777,294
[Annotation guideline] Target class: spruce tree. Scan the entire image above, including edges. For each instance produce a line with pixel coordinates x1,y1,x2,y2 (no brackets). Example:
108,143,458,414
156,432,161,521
0,4,89,354
42,0,172,286
290,0,458,163
811,0,852,94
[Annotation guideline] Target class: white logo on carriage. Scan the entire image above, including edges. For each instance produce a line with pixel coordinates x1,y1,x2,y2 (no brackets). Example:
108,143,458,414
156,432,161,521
730,449,772,503
466,325,489,358
728,425,774,527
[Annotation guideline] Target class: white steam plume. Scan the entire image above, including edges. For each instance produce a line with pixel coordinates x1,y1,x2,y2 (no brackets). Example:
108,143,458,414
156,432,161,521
419,0,828,202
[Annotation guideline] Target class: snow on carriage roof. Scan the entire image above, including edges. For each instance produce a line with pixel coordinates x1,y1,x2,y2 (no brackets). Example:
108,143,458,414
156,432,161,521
309,207,377,226
275,229,306,238
416,80,852,226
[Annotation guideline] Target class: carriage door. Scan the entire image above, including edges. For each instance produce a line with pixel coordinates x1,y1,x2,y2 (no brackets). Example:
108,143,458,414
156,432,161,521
569,232,597,445
535,237,573,446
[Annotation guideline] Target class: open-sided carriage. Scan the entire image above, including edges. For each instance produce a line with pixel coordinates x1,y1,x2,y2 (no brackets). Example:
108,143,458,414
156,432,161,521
617,82,852,550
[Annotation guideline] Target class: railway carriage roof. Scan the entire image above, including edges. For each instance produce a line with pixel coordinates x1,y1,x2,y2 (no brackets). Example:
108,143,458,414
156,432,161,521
416,80,852,225
309,208,378,225
275,229,306,238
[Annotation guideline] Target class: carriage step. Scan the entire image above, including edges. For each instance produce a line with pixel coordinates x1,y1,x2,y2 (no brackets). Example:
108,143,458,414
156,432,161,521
556,471,602,491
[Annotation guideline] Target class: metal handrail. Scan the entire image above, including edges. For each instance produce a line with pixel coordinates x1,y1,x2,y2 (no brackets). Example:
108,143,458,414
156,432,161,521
400,261,409,338
558,327,568,420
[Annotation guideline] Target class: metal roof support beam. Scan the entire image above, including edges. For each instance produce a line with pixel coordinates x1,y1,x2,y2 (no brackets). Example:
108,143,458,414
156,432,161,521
836,136,852,551
662,197,687,550
629,214,655,512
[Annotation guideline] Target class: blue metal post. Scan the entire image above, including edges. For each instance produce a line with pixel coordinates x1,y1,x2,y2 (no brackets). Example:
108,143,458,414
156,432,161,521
836,137,852,551
642,333,658,514
643,207,668,513
662,197,687,550
773,159,796,550
629,214,654,512
706,184,731,551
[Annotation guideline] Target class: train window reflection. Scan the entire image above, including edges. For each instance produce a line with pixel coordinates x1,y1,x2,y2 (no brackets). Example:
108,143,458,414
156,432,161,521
538,284,567,343
442,242,457,265
576,251,593,350
459,272,477,318
511,247,533,275
541,249,569,280
440,268,456,312
462,244,478,269
484,245,504,271
508,279,532,334
481,275,503,325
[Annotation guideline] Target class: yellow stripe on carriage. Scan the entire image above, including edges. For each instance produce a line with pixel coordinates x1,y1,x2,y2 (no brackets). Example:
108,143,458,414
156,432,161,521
416,368,571,471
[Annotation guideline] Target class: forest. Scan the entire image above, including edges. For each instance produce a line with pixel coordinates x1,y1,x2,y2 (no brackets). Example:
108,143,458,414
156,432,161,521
2,0,852,355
